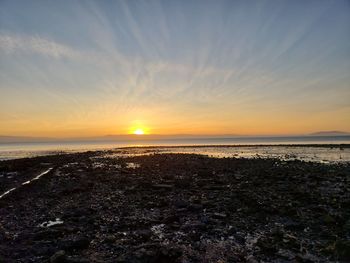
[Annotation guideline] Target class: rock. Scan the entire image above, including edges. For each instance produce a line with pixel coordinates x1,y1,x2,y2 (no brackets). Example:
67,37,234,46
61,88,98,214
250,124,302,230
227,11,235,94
203,185,227,190
343,219,350,235
276,249,296,260
187,204,203,212
176,208,187,213
295,253,318,262
271,227,284,241
50,250,66,263
322,213,336,224
212,212,227,219
33,229,63,240
116,248,156,263
173,199,188,208
66,257,90,263
246,255,258,263
334,240,350,261
116,245,182,263
181,221,206,231
60,237,90,250
153,184,174,189
104,234,116,243
156,246,182,262
200,215,216,226
257,237,277,255
134,229,152,241
283,220,303,231
164,214,180,223
63,207,89,219
282,234,299,249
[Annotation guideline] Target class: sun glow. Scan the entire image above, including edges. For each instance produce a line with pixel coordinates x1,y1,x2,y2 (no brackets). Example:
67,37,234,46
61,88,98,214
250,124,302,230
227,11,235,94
128,120,150,135
133,128,145,135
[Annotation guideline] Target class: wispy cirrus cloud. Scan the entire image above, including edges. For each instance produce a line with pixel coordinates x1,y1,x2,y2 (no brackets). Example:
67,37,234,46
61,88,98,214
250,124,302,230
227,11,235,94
0,34,80,59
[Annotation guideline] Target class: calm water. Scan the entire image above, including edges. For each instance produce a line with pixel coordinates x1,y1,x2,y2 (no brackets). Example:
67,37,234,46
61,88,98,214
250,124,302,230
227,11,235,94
0,136,349,162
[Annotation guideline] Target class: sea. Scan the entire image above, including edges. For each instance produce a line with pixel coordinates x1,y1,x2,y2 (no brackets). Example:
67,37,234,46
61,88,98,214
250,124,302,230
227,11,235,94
0,135,350,163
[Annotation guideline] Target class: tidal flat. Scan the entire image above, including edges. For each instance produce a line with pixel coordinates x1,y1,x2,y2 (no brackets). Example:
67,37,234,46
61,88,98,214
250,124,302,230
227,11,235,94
0,150,349,262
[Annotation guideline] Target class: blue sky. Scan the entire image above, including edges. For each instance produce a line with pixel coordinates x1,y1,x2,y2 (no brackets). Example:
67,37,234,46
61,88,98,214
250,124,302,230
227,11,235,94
0,0,349,136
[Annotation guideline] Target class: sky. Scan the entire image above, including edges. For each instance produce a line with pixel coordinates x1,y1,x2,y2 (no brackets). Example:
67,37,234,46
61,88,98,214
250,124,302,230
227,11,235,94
0,0,349,137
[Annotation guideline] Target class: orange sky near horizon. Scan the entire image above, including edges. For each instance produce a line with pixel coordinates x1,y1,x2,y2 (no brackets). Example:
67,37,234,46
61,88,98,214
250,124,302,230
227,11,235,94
1,104,349,137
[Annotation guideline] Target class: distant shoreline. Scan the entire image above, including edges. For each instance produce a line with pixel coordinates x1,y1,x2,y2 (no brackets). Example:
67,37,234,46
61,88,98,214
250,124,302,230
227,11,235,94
1,143,350,163
118,143,350,149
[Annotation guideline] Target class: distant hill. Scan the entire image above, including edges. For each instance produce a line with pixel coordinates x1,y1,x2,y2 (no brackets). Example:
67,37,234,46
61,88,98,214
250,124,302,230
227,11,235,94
309,131,350,136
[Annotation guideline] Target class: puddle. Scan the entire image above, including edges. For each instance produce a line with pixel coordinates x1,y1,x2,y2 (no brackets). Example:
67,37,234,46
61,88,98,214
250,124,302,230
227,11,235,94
0,188,16,199
22,180,31,185
64,162,79,167
31,168,53,181
92,162,105,169
151,224,165,239
39,218,64,227
0,168,53,200
126,162,140,169
0,172,18,179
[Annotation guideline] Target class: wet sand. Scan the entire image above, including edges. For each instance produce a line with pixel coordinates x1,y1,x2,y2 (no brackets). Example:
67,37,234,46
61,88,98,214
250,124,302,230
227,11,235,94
0,150,349,262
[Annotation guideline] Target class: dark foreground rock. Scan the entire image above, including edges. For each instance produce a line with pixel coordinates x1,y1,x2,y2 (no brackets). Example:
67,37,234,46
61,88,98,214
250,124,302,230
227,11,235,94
0,151,349,262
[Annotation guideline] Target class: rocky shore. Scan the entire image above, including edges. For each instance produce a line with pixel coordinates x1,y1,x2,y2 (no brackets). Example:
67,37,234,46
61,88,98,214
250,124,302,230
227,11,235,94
0,150,349,262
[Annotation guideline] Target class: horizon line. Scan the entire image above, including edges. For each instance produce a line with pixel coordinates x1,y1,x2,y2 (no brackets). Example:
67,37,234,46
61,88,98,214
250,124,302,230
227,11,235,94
0,131,349,141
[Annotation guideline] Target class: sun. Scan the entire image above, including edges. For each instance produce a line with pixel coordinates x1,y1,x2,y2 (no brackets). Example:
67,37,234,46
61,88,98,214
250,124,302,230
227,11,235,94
133,128,145,135
129,121,150,135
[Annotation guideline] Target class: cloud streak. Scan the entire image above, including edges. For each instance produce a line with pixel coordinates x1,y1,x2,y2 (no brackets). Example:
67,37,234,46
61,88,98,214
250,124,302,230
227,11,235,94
0,0,349,136
0,34,80,59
